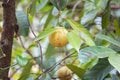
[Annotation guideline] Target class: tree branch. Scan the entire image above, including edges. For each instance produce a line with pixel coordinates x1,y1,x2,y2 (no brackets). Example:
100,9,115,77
0,0,17,79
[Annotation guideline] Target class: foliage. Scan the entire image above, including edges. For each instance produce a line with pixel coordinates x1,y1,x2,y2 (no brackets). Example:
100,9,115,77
1,0,120,80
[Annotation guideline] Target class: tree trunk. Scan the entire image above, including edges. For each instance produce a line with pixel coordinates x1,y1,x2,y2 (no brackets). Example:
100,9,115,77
0,0,17,79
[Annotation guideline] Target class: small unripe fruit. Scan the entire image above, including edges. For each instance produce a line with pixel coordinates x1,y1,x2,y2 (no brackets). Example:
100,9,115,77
57,66,73,80
49,27,68,47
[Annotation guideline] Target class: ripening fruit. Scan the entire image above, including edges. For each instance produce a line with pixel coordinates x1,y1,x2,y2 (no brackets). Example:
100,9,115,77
49,27,68,47
57,66,73,80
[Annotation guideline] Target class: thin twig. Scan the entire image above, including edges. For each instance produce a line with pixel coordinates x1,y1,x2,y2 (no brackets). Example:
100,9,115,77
0,63,17,70
27,10,44,71
35,51,76,80
18,36,36,62
51,73,73,80
72,0,82,15
9,67,21,78
47,52,75,73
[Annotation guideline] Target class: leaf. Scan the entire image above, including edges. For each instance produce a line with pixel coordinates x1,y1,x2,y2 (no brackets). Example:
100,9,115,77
96,34,120,47
28,42,36,49
95,38,110,47
67,30,83,52
114,19,120,36
16,55,28,67
66,18,95,46
108,54,120,73
80,32,95,46
109,37,120,52
35,27,56,41
81,1,98,24
28,0,37,15
95,0,109,10
50,0,68,10
52,7,59,16
45,43,56,60
111,0,120,5
25,76,34,80
36,0,49,12
81,58,98,70
44,56,56,69
81,9,98,24
18,61,33,80
43,56,56,75
67,64,85,78
81,0,109,24
83,58,114,80
111,74,120,80
102,0,110,28
39,74,51,80
38,74,46,80
16,11,29,36
44,7,53,29
79,46,116,58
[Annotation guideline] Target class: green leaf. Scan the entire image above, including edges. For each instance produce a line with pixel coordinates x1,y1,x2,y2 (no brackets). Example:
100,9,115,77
18,61,33,80
79,46,116,58
66,18,95,46
44,56,56,69
81,9,98,24
114,19,120,36
96,34,120,47
108,54,120,73
111,0,120,5
43,56,56,75
111,74,120,80
28,42,36,49
83,58,113,80
52,7,59,16
50,0,68,10
67,30,83,52
95,0,109,10
102,0,110,28
95,38,110,47
81,58,98,70
39,74,51,80
36,0,49,12
67,64,85,78
16,55,28,67
81,1,98,24
16,11,29,36
35,27,56,41
44,7,54,29
80,32,95,46
38,74,46,80
28,0,37,15
45,43,57,60
109,37,120,52
81,0,109,24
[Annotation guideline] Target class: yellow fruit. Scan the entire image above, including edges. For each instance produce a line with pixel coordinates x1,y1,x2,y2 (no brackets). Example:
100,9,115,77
57,66,73,80
49,27,68,47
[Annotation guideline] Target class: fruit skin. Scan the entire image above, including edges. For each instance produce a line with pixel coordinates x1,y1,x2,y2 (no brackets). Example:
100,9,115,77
49,27,68,47
57,66,73,80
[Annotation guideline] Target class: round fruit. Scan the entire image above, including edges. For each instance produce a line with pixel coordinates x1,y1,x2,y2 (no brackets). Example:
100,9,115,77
57,66,73,80
49,27,68,47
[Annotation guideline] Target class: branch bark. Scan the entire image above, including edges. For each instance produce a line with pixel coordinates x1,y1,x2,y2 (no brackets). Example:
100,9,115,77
0,0,17,79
